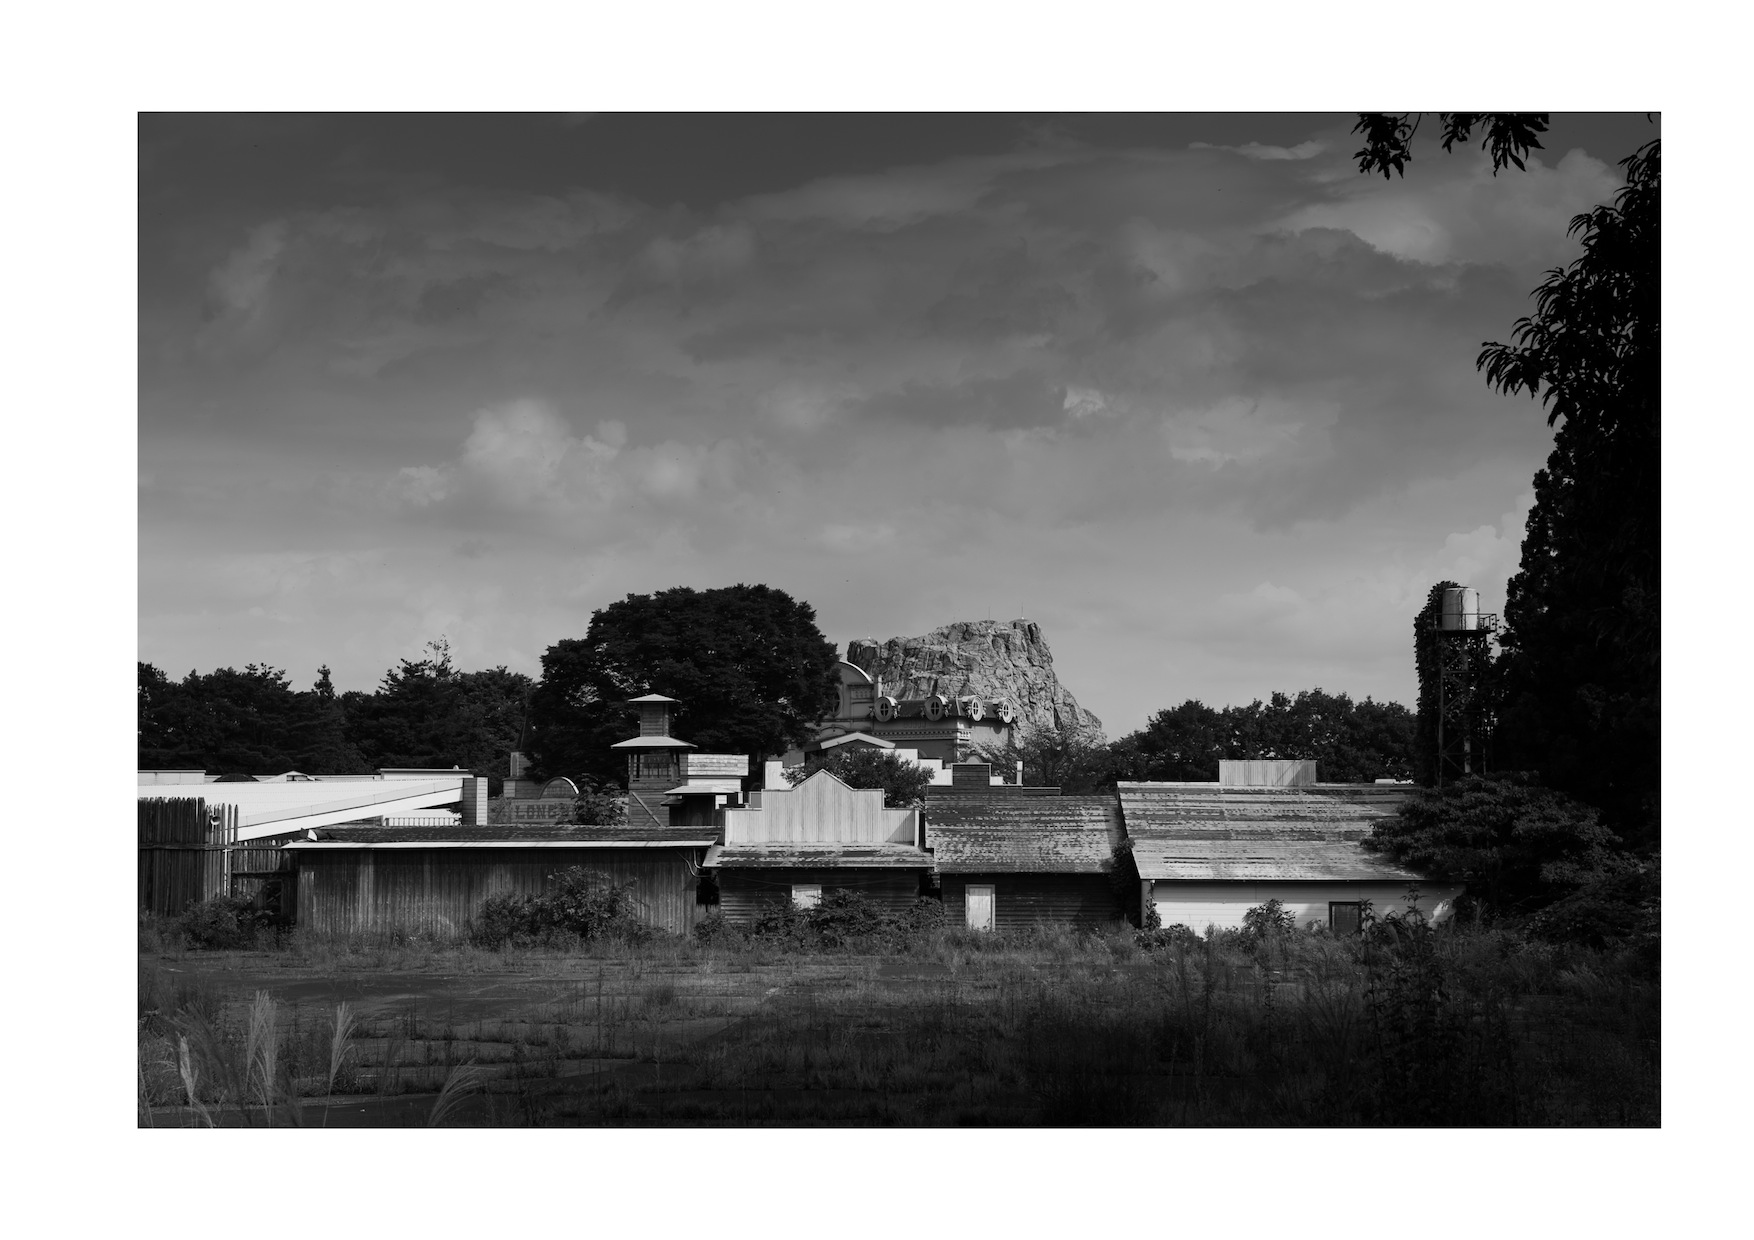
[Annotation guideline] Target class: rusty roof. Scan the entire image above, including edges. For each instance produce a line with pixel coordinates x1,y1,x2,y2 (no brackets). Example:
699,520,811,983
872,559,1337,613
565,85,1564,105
705,843,932,870
1116,782,1419,882
926,796,1122,873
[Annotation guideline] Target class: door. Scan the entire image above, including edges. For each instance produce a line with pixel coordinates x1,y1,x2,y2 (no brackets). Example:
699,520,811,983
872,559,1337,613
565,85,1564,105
966,884,995,931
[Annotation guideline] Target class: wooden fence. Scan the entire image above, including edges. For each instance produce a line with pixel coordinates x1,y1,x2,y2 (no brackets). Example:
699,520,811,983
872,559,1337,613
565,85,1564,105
137,798,239,916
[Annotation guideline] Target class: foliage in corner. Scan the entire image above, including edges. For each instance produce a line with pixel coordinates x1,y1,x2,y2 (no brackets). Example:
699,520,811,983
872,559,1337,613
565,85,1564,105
1353,112,1548,179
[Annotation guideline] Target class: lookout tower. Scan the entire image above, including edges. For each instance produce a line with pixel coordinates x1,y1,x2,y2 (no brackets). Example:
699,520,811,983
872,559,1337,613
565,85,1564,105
610,694,696,829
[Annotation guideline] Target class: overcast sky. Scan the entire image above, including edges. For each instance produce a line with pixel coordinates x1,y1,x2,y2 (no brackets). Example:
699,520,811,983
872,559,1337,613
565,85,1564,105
138,113,1659,735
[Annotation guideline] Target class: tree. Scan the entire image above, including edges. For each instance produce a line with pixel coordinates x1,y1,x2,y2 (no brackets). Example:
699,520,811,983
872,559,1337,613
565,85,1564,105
977,723,1116,792
1352,112,1549,179
1354,118,1661,848
1363,773,1629,913
1112,691,1416,783
1481,143,1660,848
136,660,368,774
344,638,532,781
787,748,934,809
527,584,840,789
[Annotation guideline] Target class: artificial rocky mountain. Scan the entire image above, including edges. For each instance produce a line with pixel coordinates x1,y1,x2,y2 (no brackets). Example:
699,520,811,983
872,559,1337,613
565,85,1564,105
844,620,1104,740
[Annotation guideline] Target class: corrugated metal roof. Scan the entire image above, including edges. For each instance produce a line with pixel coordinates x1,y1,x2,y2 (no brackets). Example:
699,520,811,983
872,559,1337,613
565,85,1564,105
706,843,933,869
927,796,1122,873
1117,782,1418,882
286,840,716,851
307,824,711,844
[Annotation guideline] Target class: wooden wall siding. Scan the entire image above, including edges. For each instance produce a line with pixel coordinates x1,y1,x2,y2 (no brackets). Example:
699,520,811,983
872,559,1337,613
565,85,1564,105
717,869,925,925
926,796,1122,873
1219,760,1316,787
942,874,1124,930
294,848,706,938
1148,880,1467,932
722,771,916,845
138,798,236,916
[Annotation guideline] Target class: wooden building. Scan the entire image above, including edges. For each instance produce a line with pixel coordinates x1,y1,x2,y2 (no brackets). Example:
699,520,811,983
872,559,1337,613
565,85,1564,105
705,765,932,923
284,824,716,938
1117,776,1462,932
924,764,1126,930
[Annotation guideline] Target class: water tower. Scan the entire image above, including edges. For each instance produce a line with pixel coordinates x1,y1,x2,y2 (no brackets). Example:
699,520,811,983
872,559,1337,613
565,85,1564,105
1430,586,1498,786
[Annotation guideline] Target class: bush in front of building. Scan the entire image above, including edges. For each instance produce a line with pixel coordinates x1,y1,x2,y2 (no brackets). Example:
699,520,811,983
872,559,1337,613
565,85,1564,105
469,867,649,949
176,894,275,950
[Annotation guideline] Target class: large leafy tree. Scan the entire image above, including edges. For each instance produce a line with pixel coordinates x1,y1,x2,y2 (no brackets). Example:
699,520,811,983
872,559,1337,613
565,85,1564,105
527,584,839,788
1363,773,1628,913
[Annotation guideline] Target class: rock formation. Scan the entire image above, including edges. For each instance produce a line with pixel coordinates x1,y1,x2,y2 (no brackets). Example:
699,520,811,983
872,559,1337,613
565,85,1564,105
844,620,1104,740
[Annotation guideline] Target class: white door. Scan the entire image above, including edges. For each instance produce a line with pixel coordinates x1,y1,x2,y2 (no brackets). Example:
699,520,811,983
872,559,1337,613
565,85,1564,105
966,884,995,931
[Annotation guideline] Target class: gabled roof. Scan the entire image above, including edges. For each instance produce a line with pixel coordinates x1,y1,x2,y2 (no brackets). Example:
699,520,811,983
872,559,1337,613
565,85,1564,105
628,693,681,703
812,732,894,751
609,735,697,750
1116,782,1418,883
927,796,1122,873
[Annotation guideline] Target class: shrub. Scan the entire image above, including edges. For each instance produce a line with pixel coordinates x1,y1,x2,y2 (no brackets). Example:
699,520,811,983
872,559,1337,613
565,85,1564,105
692,911,744,945
1363,772,1631,913
176,895,271,950
1135,923,1201,952
468,867,649,949
570,782,628,827
1523,861,1659,950
1241,899,1296,943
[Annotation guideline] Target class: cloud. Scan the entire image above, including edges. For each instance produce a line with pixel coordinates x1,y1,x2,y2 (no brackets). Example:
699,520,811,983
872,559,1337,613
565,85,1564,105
1191,140,1325,161
208,220,288,319
142,120,1613,727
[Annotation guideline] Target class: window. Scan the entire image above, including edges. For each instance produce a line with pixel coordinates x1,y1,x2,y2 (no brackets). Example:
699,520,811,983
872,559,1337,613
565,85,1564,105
792,884,822,909
1329,902,1362,936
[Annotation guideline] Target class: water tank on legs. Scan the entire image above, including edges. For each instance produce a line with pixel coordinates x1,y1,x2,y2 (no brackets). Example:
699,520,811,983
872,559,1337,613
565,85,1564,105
1439,586,1481,631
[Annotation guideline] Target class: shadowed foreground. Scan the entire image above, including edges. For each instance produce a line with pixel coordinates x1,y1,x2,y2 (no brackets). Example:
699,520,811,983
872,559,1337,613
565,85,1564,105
138,923,1658,1127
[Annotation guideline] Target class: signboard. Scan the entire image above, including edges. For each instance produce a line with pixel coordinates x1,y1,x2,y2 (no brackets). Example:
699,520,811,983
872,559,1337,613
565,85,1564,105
685,753,748,777
492,799,577,824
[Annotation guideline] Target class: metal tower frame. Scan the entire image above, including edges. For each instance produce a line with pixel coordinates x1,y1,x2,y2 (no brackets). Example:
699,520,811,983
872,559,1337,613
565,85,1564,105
1432,611,1499,787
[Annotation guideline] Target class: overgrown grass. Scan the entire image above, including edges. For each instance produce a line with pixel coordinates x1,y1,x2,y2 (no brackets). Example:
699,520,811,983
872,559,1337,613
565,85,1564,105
139,906,1657,1126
